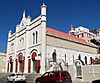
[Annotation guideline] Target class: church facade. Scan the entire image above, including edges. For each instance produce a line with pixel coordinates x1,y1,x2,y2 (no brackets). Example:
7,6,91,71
6,3,97,79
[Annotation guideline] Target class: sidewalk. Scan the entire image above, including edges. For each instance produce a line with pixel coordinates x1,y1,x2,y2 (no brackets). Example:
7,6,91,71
73,80,91,83
26,81,34,83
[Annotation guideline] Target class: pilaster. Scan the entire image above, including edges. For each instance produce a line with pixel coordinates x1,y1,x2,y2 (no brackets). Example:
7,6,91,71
41,3,47,74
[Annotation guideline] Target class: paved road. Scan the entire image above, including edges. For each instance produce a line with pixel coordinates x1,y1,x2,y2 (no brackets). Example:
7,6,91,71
0,78,7,83
0,78,27,83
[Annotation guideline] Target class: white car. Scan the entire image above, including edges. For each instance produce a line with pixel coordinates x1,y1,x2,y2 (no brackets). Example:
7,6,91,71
7,73,26,83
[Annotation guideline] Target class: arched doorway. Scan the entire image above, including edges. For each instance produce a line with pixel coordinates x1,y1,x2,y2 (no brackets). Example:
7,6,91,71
31,52,40,73
15,59,18,73
52,50,57,62
31,52,37,73
18,54,24,73
9,57,13,72
74,60,83,79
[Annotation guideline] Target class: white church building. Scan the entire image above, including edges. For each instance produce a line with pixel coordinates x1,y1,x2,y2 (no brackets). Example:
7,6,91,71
6,3,98,79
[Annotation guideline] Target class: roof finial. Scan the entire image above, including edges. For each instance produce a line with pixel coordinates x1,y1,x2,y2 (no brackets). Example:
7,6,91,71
43,3,45,6
41,3,46,8
71,24,73,28
23,10,26,18
21,10,26,24
9,30,12,33
70,24,75,30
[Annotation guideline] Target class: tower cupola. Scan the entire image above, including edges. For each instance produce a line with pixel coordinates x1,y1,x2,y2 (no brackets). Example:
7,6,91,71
69,25,76,36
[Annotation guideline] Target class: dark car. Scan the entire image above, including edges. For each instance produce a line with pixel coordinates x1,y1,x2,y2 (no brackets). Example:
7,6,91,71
92,79,100,83
35,70,72,83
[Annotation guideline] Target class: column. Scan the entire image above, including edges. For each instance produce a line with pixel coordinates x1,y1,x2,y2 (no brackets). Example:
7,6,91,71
41,3,47,74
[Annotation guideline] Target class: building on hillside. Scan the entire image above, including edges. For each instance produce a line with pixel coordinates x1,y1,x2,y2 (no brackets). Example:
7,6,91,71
69,26,96,42
6,3,98,80
95,29,100,40
0,52,6,73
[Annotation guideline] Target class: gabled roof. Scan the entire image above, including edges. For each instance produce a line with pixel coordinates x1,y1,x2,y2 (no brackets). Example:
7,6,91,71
47,28,97,47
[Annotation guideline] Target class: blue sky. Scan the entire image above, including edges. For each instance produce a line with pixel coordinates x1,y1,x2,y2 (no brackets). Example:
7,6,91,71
0,0,100,52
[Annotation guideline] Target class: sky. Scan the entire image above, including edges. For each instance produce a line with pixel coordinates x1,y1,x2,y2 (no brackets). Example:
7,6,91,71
0,0,100,52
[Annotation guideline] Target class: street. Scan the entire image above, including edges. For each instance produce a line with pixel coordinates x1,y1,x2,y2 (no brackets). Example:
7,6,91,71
0,78,27,83
0,78,7,83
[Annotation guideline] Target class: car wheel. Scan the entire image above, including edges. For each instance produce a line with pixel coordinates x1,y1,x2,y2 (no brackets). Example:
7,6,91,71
7,78,9,83
13,79,15,83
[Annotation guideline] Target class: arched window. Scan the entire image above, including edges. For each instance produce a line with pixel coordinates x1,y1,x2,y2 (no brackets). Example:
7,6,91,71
52,50,57,62
33,33,35,44
84,56,87,65
82,34,84,37
21,37,24,48
11,43,14,52
19,39,21,48
78,54,81,60
21,38,24,44
90,57,93,64
36,31,38,44
19,37,24,48
75,61,82,79
65,54,66,62
73,55,75,63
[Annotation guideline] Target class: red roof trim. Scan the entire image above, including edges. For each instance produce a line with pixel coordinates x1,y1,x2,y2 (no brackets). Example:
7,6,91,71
46,28,92,46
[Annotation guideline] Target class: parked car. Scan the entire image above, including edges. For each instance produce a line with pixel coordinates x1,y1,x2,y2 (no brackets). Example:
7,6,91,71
35,70,72,83
92,79,100,83
7,73,26,83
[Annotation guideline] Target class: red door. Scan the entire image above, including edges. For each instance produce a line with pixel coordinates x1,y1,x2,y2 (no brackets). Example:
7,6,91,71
10,62,13,72
9,58,13,72
21,60,25,73
28,59,31,73
15,60,18,73
36,60,40,73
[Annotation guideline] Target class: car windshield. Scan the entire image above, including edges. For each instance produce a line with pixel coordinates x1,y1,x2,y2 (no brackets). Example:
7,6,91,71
16,74,24,76
42,72,49,77
9,74,15,76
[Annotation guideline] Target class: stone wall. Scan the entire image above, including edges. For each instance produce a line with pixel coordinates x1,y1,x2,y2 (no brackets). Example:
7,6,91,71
82,65,100,82
67,65,100,83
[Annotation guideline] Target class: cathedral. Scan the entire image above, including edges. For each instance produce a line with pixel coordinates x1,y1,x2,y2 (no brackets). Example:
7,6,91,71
6,3,97,80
